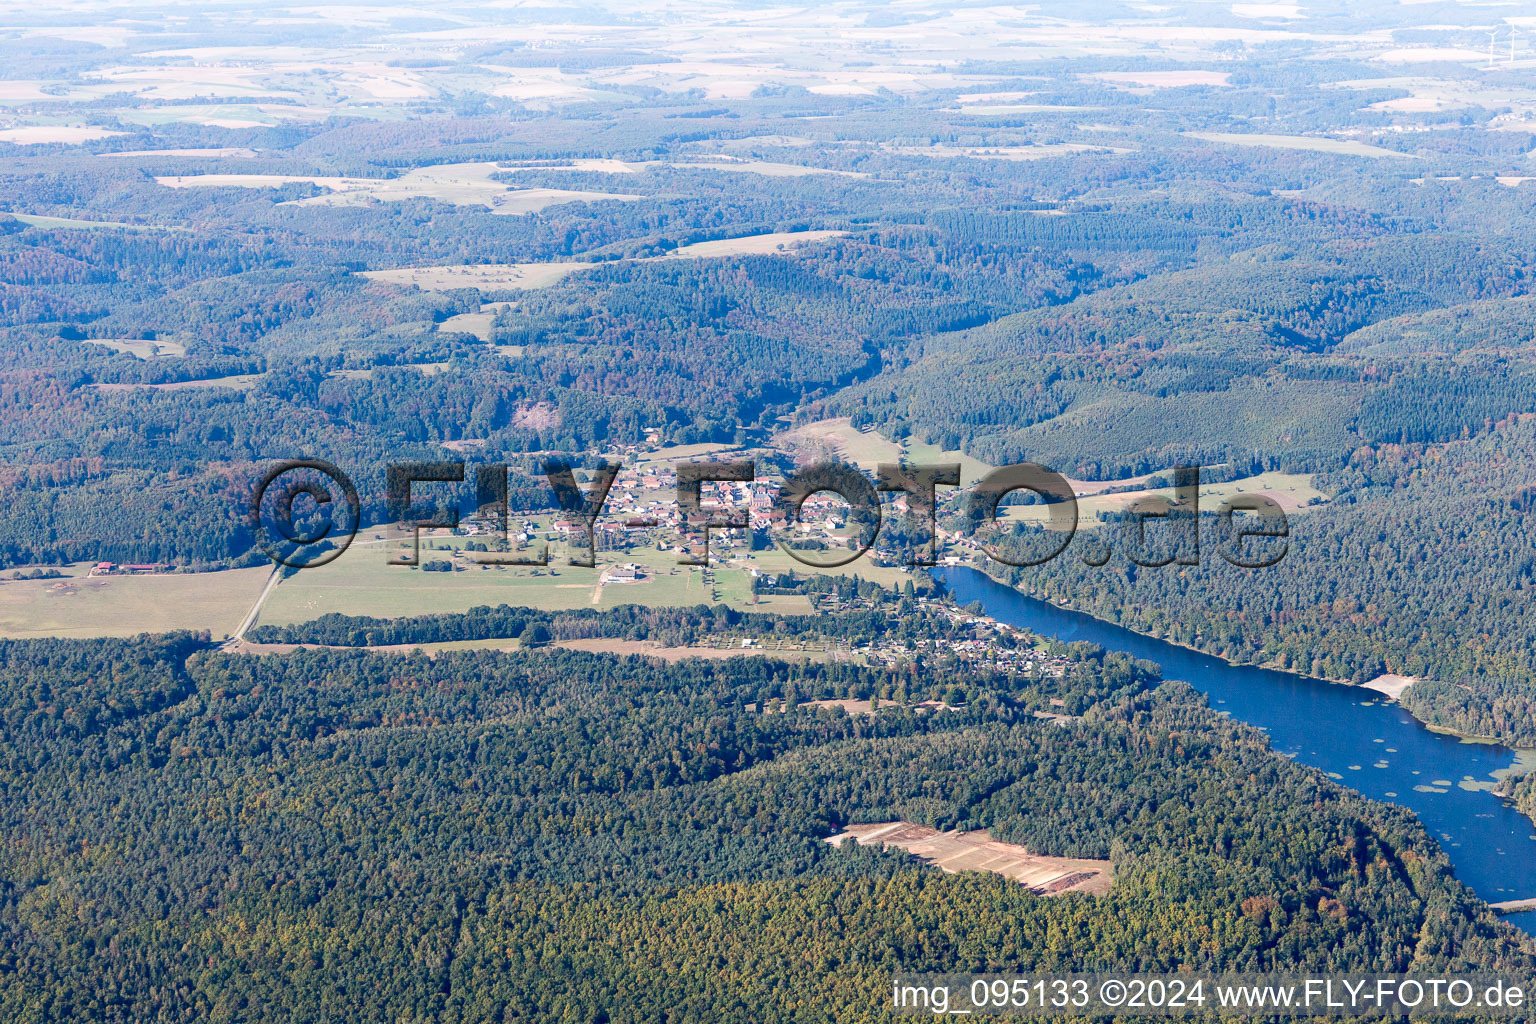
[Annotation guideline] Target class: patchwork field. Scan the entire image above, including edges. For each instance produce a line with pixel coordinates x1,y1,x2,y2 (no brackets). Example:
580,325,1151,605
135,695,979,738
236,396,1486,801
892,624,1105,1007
827,821,1112,895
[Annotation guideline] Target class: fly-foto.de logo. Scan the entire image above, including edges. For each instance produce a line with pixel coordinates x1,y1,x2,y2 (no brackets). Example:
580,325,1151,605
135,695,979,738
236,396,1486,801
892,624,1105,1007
249,458,1289,571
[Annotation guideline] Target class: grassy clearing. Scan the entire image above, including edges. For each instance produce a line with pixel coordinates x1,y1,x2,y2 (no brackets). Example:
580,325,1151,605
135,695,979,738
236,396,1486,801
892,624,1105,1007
101,147,258,158
898,440,995,488
632,442,741,466
11,213,174,231
81,338,187,358
0,566,270,639
157,160,641,216
735,548,911,589
255,528,840,630
363,263,586,291
671,160,865,178
666,229,847,259
0,126,124,144
438,310,497,340
1185,132,1411,159
365,230,845,294
90,374,262,392
884,143,1126,161
774,417,902,470
257,537,779,626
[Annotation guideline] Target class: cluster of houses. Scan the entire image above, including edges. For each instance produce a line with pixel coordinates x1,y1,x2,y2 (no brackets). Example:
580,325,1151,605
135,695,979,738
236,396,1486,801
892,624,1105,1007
89,562,166,576
459,462,867,560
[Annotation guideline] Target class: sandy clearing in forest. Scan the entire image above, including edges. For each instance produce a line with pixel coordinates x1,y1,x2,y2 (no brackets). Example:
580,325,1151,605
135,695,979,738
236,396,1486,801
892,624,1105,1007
828,821,1112,895
1363,674,1415,701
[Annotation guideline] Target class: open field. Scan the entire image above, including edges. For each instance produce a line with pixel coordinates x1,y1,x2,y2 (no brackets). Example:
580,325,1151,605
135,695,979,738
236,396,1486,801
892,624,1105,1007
666,229,847,259
1186,132,1411,158
0,566,270,639
256,538,785,626
362,263,587,291
437,306,508,341
90,374,262,392
827,821,1112,895
1000,471,1325,527
157,161,641,215
631,441,743,467
775,416,902,469
671,159,866,178
367,230,845,293
11,213,173,231
883,143,1128,161
0,125,124,144
899,439,996,488
81,338,187,358
102,147,258,158
117,103,334,128
731,548,911,589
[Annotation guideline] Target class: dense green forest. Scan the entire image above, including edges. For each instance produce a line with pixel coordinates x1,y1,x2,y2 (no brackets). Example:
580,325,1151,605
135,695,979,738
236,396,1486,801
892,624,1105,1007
0,624,1529,1021
9,1,1536,1017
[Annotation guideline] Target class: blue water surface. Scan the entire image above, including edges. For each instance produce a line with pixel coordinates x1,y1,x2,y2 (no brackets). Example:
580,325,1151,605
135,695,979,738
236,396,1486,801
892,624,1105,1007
935,567,1536,933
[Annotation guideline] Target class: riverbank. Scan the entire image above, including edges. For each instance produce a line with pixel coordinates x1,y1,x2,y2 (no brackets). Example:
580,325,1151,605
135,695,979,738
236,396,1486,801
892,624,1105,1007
936,565,1536,922
962,562,1536,820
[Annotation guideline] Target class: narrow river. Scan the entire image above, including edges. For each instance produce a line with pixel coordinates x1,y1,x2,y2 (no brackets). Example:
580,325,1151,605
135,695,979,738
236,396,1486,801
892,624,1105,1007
935,566,1536,934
